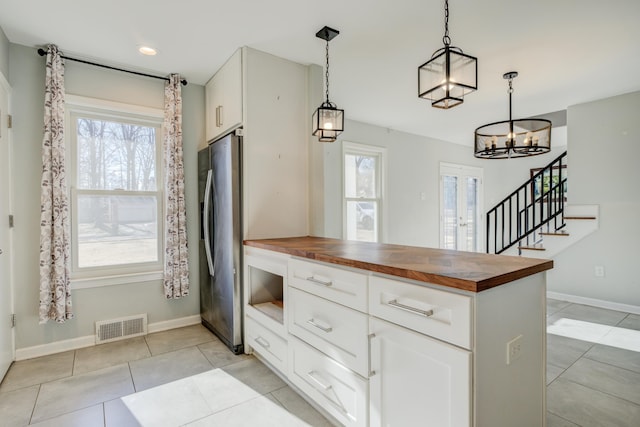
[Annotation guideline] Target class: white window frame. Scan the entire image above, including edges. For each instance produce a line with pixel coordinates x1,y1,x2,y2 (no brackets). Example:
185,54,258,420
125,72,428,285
66,95,164,289
342,142,386,243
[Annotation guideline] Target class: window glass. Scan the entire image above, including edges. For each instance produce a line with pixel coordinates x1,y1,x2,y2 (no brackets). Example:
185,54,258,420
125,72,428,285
343,144,384,243
68,99,163,279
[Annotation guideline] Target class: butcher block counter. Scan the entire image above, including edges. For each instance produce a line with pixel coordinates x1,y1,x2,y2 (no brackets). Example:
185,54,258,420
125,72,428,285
243,236,551,427
243,235,553,292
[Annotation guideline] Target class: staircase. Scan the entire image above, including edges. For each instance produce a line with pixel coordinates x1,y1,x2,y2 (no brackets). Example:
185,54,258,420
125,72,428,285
486,151,598,258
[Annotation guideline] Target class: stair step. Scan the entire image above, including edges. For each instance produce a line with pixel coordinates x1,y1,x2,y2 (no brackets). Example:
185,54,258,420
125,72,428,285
519,244,546,251
540,231,570,237
565,216,596,220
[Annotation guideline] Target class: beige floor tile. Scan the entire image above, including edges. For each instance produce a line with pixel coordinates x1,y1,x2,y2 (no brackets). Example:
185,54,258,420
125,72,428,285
29,404,105,427
185,396,311,427
0,351,74,393
119,376,212,426
0,385,39,427
221,357,286,395
271,386,334,427
104,398,142,427
31,364,134,424
144,324,215,356
74,337,151,375
561,357,640,405
197,338,251,368
191,369,261,413
129,346,213,391
548,378,640,426
546,412,579,427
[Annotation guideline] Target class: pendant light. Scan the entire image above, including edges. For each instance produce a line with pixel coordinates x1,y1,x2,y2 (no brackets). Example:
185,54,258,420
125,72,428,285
474,71,552,159
418,0,477,109
312,26,344,143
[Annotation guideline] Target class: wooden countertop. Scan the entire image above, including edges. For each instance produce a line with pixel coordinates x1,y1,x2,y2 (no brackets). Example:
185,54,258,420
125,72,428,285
244,236,553,293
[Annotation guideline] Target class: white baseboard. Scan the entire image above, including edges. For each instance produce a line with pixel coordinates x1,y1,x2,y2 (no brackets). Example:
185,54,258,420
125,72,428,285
147,315,201,334
16,335,95,361
547,291,640,315
15,314,202,361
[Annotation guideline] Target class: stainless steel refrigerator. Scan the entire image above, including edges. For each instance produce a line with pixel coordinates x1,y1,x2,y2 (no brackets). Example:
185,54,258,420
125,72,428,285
198,131,243,354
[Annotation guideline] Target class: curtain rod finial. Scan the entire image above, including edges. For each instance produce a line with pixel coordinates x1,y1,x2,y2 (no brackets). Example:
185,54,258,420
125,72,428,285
37,48,47,56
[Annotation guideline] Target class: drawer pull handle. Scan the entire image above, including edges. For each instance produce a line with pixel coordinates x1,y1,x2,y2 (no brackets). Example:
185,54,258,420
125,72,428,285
255,336,270,349
388,299,434,317
308,371,349,415
307,370,332,391
306,276,333,287
368,333,377,377
307,318,333,333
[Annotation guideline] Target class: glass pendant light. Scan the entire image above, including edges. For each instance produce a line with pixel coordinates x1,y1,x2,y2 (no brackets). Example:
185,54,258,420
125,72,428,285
312,26,344,142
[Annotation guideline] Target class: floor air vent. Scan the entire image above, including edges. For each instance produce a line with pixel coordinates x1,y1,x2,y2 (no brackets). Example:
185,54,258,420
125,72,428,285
95,314,148,344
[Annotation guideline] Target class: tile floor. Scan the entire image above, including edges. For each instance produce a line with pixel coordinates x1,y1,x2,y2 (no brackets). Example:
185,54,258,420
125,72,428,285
0,324,332,427
0,299,638,426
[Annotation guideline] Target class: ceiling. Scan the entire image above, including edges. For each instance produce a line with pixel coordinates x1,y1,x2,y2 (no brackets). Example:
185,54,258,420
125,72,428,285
1,0,639,146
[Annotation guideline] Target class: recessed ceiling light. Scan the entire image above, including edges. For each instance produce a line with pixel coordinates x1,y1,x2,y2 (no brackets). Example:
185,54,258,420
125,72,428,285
138,46,157,56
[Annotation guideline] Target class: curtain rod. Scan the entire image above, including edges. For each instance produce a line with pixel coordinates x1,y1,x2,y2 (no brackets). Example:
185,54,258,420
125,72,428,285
37,48,188,86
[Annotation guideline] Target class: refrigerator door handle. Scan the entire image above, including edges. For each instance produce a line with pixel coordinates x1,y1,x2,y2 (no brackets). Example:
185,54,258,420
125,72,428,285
203,169,215,277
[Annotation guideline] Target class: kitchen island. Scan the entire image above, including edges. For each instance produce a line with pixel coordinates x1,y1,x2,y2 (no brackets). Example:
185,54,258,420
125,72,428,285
243,236,553,427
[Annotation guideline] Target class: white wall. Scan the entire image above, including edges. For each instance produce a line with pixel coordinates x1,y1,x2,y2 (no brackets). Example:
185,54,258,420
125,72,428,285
547,91,640,306
8,43,205,349
0,26,8,79
319,119,566,248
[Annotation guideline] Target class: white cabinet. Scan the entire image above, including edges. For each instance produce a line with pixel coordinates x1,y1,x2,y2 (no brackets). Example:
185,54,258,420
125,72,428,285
289,337,369,427
244,247,546,427
369,317,471,427
205,48,242,143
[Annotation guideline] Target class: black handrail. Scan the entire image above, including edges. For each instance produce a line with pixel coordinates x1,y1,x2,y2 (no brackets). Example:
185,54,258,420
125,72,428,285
486,151,568,254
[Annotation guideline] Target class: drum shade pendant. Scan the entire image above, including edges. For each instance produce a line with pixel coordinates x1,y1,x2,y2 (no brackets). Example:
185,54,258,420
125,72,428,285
474,72,552,159
418,0,478,109
312,26,344,142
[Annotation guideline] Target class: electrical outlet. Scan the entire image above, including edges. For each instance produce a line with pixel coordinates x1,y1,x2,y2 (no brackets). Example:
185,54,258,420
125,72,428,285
594,265,605,277
506,335,523,365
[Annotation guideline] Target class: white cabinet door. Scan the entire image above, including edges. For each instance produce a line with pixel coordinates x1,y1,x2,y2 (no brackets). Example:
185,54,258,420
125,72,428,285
205,49,243,143
369,317,471,427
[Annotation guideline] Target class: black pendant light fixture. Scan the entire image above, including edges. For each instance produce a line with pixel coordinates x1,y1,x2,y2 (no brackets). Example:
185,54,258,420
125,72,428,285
418,0,477,109
312,26,344,143
474,72,552,159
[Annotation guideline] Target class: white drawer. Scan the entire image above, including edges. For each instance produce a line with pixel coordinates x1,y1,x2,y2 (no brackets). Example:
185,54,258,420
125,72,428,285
245,316,287,374
289,287,369,377
289,337,368,427
369,276,472,349
288,258,368,312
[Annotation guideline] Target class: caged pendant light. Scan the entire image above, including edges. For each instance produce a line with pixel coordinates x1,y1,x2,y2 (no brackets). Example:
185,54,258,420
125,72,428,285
474,71,551,159
312,26,344,142
418,0,478,109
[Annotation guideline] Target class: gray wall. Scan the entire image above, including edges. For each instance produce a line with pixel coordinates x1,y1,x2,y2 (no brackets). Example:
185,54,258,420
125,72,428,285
319,119,567,248
9,43,205,349
547,91,640,306
0,26,8,78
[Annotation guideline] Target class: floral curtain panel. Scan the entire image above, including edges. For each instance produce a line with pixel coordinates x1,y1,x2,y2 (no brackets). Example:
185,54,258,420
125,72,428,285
163,74,190,298
39,44,73,323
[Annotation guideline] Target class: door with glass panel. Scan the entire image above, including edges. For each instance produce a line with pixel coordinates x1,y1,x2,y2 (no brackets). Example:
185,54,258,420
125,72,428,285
440,163,483,252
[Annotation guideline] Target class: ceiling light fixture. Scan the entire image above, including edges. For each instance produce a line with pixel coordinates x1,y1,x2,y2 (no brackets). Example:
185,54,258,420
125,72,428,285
418,0,477,109
138,46,157,56
474,71,552,159
312,26,344,143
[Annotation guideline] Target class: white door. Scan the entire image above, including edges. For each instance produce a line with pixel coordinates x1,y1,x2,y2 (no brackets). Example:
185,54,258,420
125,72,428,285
0,73,13,380
369,317,471,427
440,163,483,252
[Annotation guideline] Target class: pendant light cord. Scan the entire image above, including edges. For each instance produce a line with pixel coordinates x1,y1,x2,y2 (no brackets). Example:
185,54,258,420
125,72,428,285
325,40,331,104
443,0,451,46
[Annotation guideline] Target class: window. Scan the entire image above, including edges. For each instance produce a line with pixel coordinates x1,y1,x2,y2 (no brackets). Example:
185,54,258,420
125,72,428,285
67,96,163,283
343,142,385,242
